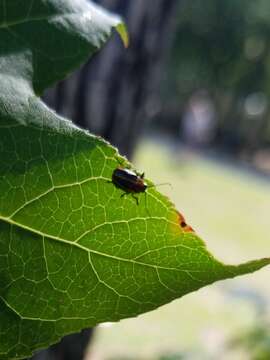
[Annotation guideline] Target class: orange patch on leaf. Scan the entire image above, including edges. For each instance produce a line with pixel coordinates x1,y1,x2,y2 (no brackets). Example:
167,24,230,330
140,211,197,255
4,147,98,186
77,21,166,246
176,211,195,233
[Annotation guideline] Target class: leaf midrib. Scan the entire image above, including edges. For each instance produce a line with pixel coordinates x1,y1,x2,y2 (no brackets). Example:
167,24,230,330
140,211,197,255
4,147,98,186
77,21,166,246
0,215,202,274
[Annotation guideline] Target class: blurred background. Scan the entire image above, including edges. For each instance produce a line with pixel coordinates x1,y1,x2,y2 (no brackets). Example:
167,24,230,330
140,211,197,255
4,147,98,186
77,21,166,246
41,0,270,359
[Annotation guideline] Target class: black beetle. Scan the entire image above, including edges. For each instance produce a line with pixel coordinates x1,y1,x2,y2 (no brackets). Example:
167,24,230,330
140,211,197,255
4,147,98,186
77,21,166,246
112,167,147,204
111,166,171,205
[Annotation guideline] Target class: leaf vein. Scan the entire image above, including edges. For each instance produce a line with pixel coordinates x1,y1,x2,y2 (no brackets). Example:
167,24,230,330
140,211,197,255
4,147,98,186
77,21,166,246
1,215,200,274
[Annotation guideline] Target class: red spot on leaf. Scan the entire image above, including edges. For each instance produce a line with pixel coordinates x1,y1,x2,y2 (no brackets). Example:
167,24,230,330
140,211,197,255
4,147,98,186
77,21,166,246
176,211,195,233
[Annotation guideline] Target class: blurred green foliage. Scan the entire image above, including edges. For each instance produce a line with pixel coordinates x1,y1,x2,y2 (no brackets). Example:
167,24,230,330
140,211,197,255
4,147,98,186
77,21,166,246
173,0,270,94
165,0,270,154
229,320,270,359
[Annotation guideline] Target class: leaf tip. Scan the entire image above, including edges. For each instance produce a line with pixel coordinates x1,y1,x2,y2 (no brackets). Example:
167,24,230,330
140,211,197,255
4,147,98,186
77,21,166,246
116,23,129,48
228,257,270,278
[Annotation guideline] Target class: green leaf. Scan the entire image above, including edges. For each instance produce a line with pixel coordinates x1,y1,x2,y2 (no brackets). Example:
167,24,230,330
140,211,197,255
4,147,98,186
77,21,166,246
0,0,122,95
116,23,129,48
0,1,269,359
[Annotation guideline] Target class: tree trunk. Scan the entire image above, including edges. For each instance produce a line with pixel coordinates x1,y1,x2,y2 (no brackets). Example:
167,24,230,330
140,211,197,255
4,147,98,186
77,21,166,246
31,1,179,359
44,0,179,158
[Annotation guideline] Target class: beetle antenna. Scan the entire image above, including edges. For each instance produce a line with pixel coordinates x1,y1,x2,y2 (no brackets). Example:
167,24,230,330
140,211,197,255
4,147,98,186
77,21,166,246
148,183,172,189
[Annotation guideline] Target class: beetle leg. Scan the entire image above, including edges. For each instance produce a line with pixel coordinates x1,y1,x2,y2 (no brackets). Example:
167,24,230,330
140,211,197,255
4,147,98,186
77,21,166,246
131,193,139,205
120,192,139,205
144,192,151,217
